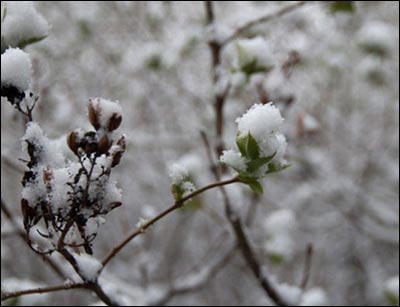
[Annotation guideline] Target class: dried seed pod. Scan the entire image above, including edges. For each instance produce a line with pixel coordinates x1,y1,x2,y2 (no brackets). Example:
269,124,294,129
107,113,122,131
97,134,111,155
67,131,81,155
88,100,101,130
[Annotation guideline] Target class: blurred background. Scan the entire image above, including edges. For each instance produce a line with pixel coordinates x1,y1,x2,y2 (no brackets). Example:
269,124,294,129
1,1,399,306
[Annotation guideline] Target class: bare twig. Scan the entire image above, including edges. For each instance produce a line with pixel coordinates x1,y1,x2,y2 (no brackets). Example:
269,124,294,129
300,243,314,290
1,283,85,301
101,176,240,267
220,1,307,47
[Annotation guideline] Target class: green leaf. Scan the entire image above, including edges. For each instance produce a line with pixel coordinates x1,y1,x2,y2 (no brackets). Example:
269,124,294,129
329,1,355,13
236,133,248,157
248,180,263,194
266,163,291,175
239,176,263,194
17,35,48,50
246,152,276,173
246,132,260,160
236,132,260,160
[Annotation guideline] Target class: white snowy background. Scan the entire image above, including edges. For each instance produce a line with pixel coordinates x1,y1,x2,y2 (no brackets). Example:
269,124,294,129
1,1,399,306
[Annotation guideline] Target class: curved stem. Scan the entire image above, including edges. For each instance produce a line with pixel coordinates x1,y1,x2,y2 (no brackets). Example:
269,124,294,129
1,283,85,301
101,176,239,267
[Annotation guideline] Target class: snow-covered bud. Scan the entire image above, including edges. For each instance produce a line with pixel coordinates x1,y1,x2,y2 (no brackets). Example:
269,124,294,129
220,102,289,193
1,48,32,95
88,98,122,131
228,36,275,77
168,163,196,201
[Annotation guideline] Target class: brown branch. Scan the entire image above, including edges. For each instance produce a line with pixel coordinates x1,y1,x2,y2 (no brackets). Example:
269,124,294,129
203,3,289,304
101,176,240,267
300,243,313,290
220,1,308,47
205,1,230,158
1,283,85,301
220,185,288,306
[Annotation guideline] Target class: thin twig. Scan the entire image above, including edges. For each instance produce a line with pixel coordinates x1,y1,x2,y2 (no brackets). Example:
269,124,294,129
220,1,307,47
300,243,313,290
1,283,85,301
101,176,239,267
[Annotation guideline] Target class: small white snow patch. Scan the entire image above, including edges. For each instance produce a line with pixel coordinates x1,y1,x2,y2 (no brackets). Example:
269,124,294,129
277,283,301,306
168,163,189,185
74,253,103,282
300,288,329,306
220,149,247,173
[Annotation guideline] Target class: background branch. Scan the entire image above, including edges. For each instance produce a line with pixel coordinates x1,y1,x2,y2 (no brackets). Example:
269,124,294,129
1,283,85,301
220,1,307,47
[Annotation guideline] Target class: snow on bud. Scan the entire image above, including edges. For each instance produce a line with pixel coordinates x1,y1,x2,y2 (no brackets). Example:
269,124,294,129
168,163,196,201
1,48,32,92
1,1,49,51
88,98,122,131
219,149,247,173
229,36,275,76
220,102,289,188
